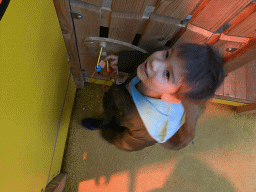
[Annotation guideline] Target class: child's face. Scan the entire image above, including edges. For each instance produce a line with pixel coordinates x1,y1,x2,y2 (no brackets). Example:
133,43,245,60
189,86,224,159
136,48,185,103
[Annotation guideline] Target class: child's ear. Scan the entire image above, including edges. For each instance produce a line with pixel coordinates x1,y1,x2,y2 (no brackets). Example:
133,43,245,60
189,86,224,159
161,93,181,103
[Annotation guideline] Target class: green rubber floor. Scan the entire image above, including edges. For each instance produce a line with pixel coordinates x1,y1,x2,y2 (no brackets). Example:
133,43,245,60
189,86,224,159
61,82,256,192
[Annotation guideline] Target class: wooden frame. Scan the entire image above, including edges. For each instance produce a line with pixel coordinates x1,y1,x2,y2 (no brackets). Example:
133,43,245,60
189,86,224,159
53,0,256,114
53,0,84,88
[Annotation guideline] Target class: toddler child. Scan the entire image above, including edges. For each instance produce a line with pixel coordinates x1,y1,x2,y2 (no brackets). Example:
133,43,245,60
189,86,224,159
82,43,225,152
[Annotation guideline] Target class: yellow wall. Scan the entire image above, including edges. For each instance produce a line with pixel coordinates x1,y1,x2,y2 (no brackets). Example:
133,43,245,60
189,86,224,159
0,1,76,191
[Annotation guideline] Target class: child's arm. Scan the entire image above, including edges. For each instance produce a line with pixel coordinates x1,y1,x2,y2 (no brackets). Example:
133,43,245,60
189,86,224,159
163,101,200,150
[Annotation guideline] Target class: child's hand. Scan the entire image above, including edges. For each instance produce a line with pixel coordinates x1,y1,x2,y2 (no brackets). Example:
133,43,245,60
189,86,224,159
105,55,118,70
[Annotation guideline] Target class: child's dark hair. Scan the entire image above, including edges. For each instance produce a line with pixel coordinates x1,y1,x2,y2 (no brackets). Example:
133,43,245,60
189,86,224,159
174,43,226,104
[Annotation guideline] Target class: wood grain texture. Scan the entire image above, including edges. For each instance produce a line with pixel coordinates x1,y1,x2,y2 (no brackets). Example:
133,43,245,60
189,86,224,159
190,0,252,32
214,80,224,96
111,0,148,12
109,11,143,44
224,70,236,98
80,0,103,7
154,0,202,19
224,44,256,74
224,36,256,64
53,0,84,88
247,69,256,101
227,11,256,38
101,8,112,28
213,39,245,58
70,0,101,56
235,65,247,100
171,24,212,48
223,1,256,37
138,13,182,50
235,102,256,114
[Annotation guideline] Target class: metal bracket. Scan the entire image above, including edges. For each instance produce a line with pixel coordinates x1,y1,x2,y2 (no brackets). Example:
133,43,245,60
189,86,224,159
216,22,231,33
70,11,83,19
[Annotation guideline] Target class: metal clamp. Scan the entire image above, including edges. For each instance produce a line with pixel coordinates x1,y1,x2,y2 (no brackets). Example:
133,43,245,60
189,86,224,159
70,11,83,19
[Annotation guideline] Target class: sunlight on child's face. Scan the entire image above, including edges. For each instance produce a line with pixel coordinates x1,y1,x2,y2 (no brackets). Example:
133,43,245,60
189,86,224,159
136,48,185,100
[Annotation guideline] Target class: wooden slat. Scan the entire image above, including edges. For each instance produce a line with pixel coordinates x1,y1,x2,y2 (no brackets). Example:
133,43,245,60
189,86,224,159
101,8,112,28
79,0,103,6
108,11,143,44
70,0,101,56
138,13,182,50
223,45,256,74
224,36,256,64
213,39,245,58
235,102,256,114
227,11,256,38
190,0,252,32
111,0,148,12
53,0,84,88
224,70,236,98
171,23,212,48
235,65,247,100
153,0,202,19
247,68,256,101
247,60,256,75
213,95,252,104
214,80,224,96
224,1,256,37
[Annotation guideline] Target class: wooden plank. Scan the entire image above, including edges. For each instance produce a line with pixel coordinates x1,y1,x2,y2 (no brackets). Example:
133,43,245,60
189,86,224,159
247,60,256,75
235,102,256,114
213,39,245,58
190,0,252,32
214,79,224,96
227,11,256,38
138,13,182,50
224,1,256,37
101,8,112,28
223,45,256,74
79,0,103,6
153,0,202,19
213,95,253,104
247,69,256,101
111,0,148,12
53,0,84,88
224,70,236,98
235,65,247,100
70,0,101,56
108,11,143,44
171,23,212,48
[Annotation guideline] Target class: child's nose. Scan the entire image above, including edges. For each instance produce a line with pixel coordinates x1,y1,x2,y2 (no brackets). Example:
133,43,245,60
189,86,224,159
151,60,165,72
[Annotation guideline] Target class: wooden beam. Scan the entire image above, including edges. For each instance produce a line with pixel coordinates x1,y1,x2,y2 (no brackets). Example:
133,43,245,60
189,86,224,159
235,102,256,114
53,0,84,88
223,36,256,63
223,1,256,36
153,0,202,19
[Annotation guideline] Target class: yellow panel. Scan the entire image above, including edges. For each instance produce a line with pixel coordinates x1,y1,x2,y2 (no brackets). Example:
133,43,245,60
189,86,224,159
210,99,246,107
48,73,76,185
0,1,74,192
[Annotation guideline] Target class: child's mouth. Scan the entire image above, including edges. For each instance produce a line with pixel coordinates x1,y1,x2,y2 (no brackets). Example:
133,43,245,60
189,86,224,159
144,62,148,77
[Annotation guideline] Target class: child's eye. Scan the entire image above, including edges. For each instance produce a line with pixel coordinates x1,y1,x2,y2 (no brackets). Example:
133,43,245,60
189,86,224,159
166,51,169,59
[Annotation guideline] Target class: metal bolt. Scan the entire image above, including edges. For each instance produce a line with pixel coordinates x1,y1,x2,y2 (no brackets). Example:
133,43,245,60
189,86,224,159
68,57,70,62
41,189,44,192
84,78,88,82
77,15,82,19
226,47,238,53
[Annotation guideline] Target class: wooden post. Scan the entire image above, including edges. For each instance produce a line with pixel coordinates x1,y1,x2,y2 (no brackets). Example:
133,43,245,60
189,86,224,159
53,0,84,88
